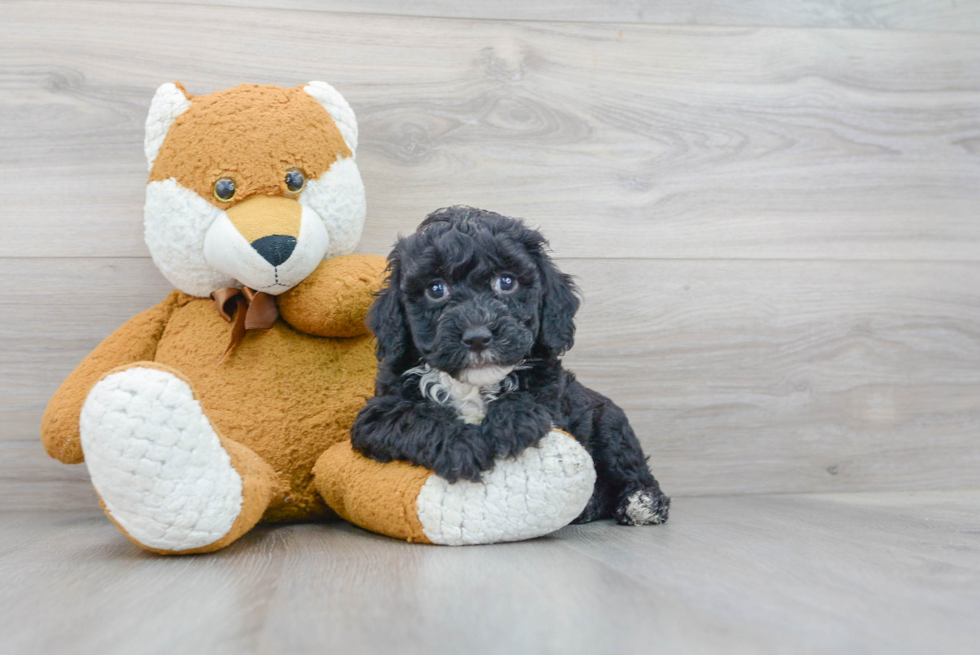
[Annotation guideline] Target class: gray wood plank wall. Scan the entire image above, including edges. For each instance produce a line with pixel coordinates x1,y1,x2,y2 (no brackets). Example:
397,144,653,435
111,0,980,32
2,0,978,509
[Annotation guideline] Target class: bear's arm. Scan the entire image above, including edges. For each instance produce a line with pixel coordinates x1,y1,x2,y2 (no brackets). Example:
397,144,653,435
277,254,387,337
40,292,182,464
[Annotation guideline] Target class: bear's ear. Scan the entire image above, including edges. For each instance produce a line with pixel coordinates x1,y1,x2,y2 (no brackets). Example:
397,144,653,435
144,82,192,172
303,81,358,155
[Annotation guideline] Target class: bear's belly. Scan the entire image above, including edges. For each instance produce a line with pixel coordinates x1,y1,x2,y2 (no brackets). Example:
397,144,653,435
153,299,377,522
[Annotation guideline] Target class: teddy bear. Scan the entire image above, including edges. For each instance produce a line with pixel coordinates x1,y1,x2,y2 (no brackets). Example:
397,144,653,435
40,81,596,553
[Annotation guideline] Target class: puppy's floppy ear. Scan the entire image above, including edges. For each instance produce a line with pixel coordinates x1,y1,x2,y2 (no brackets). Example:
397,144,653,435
367,250,412,369
535,254,581,358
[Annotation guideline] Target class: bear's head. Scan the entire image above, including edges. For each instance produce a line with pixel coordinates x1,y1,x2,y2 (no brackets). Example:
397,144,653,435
143,81,365,297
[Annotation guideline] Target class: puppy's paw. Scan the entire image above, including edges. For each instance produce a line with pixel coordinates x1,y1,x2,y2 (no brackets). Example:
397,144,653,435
483,399,553,459
431,432,495,483
614,488,670,526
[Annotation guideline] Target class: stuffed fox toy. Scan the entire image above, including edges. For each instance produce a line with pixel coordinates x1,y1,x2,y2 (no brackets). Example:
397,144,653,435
40,81,595,553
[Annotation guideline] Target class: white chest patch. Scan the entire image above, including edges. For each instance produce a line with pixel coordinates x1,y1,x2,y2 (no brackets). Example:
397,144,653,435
407,364,517,425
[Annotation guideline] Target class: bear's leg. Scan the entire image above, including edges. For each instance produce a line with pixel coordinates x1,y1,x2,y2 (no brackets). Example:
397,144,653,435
313,430,596,545
79,363,278,554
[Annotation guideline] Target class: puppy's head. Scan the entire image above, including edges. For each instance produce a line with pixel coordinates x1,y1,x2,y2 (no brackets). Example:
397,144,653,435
370,206,580,381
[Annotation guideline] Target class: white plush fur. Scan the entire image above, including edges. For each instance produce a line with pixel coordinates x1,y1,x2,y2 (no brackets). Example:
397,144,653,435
144,83,191,171
79,367,243,552
203,202,329,294
144,158,365,298
406,363,600,545
145,179,236,297
408,364,517,425
143,81,366,298
300,156,366,260
416,430,596,545
304,81,358,153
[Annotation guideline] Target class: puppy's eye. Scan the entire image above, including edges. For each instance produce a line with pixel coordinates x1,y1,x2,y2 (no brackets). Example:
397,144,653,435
425,280,449,301
493,274,518,295
285,168,306,194
213,178,236,202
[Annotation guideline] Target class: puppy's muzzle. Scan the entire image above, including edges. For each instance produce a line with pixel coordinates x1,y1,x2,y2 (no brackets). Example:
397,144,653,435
462,325,492,353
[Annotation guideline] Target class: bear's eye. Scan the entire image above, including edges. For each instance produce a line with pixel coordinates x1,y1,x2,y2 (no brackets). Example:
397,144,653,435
425,280,449,301
493,274,518,295
213,178,236,202
285,168,306,194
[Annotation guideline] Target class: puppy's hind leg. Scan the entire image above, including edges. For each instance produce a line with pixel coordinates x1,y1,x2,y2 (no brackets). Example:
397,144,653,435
589,399,670,526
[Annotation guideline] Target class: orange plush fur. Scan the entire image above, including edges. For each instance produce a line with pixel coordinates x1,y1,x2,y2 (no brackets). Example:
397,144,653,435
43,261,385,521
148,84,351,208
40,83,407,550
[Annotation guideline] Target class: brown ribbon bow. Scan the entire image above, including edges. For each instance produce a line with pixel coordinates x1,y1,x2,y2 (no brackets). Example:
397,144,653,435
210,287,279,362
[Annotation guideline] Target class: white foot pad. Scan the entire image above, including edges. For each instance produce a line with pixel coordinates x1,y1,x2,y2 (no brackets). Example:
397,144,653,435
416,431,596,546
80,367,243,552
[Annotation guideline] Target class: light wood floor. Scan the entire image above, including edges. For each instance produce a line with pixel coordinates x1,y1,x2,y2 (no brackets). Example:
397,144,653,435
3,491,979,655
2,1,979,653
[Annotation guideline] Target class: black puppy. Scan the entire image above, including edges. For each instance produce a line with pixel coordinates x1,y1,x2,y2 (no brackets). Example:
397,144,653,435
351,206,669,525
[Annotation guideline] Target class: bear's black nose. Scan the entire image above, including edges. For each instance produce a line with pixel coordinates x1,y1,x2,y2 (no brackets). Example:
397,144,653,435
462,326,493,352
251,235,297,267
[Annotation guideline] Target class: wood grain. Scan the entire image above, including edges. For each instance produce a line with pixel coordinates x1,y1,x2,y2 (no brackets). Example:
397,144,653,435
2,2,978,505
107,0,980,32
4,257,978,505
2,492,978,654
2,1,979,260
2,3,978,647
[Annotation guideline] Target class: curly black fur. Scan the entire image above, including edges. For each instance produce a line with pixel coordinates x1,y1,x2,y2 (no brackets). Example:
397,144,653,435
351,206,669,525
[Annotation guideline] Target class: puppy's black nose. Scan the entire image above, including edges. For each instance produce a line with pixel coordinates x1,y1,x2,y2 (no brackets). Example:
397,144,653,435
462,326,492,352
251,234,297,267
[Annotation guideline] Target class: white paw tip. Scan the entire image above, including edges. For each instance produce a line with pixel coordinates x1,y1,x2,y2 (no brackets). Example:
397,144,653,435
80,367,243,552
621,489,669,526
416,431,596,546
